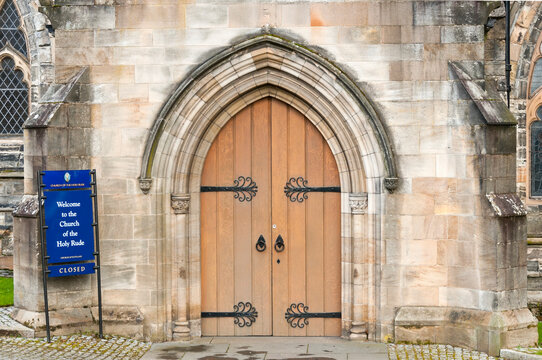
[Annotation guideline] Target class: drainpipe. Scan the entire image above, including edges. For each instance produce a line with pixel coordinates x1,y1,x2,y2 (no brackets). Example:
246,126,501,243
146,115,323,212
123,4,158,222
505,1,511,108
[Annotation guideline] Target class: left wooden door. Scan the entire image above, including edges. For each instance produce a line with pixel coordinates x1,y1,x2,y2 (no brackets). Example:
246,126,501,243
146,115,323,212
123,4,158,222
200,99,273,336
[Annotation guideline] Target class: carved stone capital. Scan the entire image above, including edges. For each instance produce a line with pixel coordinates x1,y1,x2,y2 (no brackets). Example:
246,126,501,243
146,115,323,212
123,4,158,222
384,177,399,193
349,193,368,215
139,177,152,194
171,194,190,214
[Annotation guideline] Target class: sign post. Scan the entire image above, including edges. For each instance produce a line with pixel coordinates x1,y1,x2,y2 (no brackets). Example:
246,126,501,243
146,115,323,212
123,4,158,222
37,169,103,342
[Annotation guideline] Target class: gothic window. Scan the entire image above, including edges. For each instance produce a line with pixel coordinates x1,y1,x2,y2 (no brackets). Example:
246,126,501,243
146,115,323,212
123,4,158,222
0,0,26,57
532,108,542,196
0,57,27,133
531,59,542,97
0,0,29,135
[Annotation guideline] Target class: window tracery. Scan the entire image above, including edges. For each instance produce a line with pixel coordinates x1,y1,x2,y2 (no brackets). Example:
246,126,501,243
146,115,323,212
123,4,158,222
531,109,542,197
0,0,29,135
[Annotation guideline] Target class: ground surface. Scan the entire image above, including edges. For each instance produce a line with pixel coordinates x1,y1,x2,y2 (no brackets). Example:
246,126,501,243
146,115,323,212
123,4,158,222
0,306,509,360
0,334,151,359
0,334,508,360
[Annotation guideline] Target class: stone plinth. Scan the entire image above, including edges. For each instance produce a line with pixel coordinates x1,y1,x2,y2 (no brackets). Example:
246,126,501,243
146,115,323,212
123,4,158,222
395,306,538,356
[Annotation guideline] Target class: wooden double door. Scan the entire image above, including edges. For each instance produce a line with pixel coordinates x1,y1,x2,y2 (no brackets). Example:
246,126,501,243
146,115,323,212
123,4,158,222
201,98,341,336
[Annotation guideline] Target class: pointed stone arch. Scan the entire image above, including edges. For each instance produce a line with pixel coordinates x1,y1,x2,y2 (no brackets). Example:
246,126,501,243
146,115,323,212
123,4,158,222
139,35,397,194
139,34,397,340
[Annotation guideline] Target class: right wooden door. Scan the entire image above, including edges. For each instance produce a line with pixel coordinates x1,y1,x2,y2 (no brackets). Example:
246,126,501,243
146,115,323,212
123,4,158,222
201,98,341,336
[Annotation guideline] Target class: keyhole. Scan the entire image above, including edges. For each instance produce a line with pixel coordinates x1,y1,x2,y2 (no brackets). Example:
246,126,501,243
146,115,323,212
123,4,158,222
277,259,280,264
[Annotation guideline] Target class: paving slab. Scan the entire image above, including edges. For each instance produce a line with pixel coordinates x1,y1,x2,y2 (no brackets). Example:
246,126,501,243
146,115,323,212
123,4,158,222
141,337,388,360
265,353,348,360
308,342,388,354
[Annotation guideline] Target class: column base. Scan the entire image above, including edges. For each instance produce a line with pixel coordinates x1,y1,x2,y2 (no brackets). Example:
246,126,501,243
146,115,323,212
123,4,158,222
172,321,190,340
349,321,368,340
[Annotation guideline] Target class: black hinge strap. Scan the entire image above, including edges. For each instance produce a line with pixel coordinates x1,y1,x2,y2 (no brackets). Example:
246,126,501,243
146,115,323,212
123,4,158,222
284,177,340,202
201,301,257,327
201,176,257,202
285,302,341,328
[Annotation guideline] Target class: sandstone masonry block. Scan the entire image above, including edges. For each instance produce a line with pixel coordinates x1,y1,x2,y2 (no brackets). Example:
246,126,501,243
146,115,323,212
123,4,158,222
116,5,185,29
41,5,115,30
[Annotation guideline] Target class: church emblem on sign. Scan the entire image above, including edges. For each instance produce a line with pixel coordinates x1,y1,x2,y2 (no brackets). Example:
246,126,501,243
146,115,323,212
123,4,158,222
64,172,71,183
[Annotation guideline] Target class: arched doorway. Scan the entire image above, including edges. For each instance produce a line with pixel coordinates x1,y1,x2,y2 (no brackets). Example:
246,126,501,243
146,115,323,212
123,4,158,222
200,98,341,336
139,35,398,341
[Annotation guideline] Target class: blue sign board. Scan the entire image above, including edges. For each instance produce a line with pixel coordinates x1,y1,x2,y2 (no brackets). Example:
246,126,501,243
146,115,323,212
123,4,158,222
44,189,95,264
42,170,91,190
48,263,95,277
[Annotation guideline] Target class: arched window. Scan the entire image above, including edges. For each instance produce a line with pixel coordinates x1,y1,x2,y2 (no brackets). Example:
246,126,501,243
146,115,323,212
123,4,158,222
531,107,542,197
0,0,29,135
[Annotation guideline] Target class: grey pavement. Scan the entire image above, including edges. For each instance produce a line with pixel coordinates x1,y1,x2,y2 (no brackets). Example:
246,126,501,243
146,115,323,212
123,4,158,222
141,337,389,360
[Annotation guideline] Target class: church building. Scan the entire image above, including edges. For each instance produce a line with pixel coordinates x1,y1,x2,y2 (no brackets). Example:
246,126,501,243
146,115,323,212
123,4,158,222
1,0,541,356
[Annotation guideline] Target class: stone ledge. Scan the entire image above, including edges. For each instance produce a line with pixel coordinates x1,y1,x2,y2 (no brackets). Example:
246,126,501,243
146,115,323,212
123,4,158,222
395,306,538,357
501,349,542,360
0,307,34,338
11,307,95,336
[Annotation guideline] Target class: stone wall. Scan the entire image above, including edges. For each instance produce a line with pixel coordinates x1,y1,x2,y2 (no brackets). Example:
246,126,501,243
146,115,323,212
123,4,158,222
0,140,23,256
11,0,537,354
509,2,542,316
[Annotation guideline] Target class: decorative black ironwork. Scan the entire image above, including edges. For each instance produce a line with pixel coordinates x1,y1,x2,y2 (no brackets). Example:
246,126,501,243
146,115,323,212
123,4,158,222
274,234,285,252
285,303,341,328
201,176,258,202
0,57,27,134
201,301,257,328
0,0,28,58
256,235,266,252
284,177,340,202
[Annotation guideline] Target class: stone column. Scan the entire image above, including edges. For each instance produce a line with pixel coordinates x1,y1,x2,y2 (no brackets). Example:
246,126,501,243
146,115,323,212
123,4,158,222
171,193,191,340
349,193,368,340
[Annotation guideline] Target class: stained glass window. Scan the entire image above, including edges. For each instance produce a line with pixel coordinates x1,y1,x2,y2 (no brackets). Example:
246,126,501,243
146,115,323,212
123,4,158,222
0,57,27,134
532,114,542,197
0,0,27,58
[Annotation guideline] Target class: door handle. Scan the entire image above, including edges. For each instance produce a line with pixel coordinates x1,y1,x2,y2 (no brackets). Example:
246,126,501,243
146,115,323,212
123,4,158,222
256,235,266,252
274,234,285,252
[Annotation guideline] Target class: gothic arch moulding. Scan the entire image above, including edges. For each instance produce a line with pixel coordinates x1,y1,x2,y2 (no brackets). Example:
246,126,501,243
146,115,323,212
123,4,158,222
139,34,398,340
139,34,398,196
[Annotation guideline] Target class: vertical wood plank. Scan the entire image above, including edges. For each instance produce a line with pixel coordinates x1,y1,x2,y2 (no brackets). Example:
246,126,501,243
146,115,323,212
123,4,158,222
252,99,273,335
287,106,307,336
323,142,342,336
233,106,253,335
217,120,235,335
305,120,325,336
201,141,218,335
271,99,290,336
202,98,341,337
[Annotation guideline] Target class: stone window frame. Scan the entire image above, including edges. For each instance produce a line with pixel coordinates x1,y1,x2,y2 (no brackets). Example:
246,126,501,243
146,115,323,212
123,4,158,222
0,0,30,137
